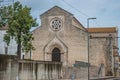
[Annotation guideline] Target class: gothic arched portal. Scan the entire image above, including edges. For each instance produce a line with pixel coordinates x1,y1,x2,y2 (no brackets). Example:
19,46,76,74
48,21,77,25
52,48,61,62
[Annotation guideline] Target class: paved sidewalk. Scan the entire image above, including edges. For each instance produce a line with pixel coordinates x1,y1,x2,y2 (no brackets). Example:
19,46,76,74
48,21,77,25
90,76,120,80
106,77,120,80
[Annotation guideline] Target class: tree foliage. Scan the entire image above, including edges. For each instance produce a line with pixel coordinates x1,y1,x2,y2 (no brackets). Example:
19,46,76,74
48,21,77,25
0,6,13,27
0,1,38,59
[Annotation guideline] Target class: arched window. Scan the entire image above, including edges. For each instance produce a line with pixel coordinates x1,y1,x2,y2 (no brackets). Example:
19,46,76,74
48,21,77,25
52,48,61,62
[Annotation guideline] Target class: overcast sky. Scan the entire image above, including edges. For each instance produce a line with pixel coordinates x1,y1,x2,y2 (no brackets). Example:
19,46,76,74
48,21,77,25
15,0,120,27
1,0,120,52
18,0,120,53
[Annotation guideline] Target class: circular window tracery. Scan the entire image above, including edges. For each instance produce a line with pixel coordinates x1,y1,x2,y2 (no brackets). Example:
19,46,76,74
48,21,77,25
50,17,62,31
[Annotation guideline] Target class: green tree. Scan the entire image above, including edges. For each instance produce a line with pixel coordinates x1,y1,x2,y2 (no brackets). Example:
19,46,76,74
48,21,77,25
1,1,38,59
0,5,10,27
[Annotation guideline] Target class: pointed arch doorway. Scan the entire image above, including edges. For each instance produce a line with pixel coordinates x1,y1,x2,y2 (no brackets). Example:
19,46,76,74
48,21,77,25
52,48,61,62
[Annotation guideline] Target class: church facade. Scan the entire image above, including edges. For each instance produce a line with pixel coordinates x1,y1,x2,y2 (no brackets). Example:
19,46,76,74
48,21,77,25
26,6,88,66
25,6,119,77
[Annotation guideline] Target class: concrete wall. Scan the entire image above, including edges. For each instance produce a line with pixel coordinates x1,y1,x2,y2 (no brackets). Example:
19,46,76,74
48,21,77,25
0,59,104,80
0,59,62,80
0,58,18,80
0,55,101,80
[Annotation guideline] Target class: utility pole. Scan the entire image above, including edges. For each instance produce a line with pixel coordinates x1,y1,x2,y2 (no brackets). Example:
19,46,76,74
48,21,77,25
87,17,96,80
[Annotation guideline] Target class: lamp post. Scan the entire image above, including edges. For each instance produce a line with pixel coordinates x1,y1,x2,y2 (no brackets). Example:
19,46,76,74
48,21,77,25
87,17,96,80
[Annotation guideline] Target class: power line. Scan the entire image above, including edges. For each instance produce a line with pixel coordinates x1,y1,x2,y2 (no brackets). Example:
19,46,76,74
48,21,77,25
61,0,101,27
94,20,101,26
62,0,89,17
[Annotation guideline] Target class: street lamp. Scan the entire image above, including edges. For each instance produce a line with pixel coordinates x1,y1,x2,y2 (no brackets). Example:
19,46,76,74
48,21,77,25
87,17,96,80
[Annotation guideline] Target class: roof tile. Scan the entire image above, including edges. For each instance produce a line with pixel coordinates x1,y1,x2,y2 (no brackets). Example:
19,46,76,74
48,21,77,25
87,27,117,33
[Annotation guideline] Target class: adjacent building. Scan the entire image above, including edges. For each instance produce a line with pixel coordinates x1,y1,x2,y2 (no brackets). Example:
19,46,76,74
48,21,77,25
0,26,17,55
88,27,119,76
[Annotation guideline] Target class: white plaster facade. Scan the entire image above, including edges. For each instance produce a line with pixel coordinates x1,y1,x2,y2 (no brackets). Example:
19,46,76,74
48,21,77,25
0,29,17,55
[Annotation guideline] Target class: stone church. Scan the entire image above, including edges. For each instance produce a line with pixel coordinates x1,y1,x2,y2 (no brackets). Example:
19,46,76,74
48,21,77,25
26,6,88,66
25,6,119,78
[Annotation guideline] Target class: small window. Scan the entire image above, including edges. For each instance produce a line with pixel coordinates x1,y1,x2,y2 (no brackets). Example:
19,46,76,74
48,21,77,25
5,47,8,54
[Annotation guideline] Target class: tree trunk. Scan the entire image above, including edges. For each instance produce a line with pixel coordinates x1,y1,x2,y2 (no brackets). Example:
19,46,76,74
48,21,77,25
17,31,21,59
17,42,21,59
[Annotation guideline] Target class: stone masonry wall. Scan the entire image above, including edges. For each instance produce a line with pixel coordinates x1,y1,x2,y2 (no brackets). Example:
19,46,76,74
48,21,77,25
89,32,118,76
28,6,88,67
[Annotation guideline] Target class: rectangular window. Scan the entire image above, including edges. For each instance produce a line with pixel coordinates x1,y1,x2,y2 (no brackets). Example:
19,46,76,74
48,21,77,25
5,47,8,54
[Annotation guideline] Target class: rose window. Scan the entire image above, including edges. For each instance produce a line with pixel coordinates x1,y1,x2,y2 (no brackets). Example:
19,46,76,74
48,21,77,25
50,18,62,31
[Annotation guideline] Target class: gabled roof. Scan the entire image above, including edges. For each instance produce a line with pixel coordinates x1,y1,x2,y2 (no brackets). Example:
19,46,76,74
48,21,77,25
40,6,73,17
87,27,117,33
72,17,87,31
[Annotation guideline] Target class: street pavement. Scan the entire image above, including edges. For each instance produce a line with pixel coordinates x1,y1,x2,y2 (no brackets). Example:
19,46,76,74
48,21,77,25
91,77,120,80
106,77,120,80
